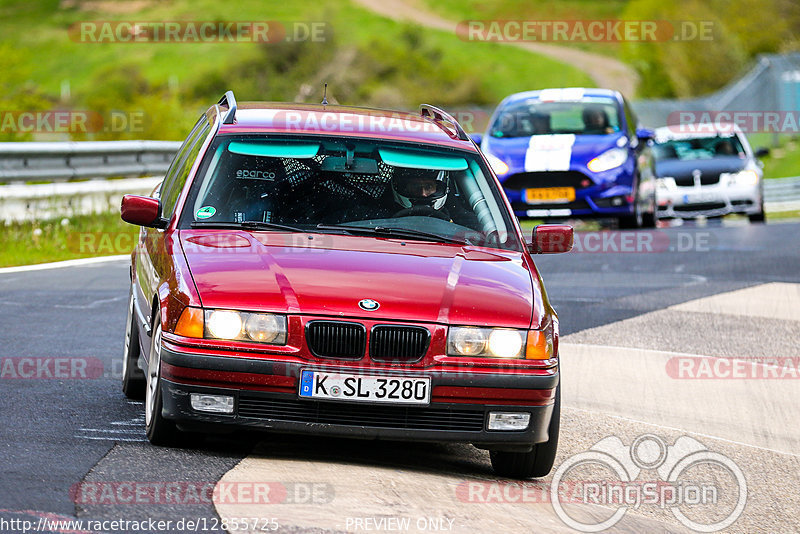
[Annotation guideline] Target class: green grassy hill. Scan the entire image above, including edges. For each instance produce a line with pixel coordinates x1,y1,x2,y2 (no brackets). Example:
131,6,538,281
0,0,593,141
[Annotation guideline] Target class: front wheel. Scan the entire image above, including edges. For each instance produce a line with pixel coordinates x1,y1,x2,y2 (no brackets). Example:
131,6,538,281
122,289,145,399
145,321,182,446
748,202,766,223
618,201,643,229
490,387,561,479
641,200,658,228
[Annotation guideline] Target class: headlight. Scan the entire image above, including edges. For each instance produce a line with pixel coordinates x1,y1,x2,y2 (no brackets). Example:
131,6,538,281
207,310,243,339
484,152,509,176
244,313,283,343
587,148,628,173
726,169,759,186
447,327,529,359
449,327,487,356
203,309,287,344
656,177,675,190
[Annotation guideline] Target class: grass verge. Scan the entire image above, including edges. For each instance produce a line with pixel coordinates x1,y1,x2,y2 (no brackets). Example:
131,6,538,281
0,212,138,268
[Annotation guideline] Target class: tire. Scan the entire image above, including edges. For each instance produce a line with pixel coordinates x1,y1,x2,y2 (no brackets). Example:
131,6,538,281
618,201,643,229
490,387,561,479
122,289,145,399
748,203,766,223
641,200,658,228
145,321,181,446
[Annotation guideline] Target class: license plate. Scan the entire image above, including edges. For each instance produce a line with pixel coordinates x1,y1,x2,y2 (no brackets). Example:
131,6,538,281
684,192,718,204
298,370,431,405
525,187,575,204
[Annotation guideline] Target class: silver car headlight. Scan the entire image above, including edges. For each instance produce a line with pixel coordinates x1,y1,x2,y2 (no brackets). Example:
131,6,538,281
726,169,759,186
448,327,523,358
205,309,287,344
657,177,676,190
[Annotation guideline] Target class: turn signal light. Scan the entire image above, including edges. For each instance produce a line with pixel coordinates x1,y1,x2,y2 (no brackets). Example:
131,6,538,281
174,307,204,338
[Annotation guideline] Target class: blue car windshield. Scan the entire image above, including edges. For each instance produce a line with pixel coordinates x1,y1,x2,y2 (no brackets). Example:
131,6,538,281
491,97,621,138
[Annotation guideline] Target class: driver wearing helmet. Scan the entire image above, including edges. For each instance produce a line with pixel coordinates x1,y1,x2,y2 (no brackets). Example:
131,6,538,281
383,167,479,228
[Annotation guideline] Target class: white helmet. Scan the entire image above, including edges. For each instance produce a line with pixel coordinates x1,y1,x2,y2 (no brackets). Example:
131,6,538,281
391,167,449,210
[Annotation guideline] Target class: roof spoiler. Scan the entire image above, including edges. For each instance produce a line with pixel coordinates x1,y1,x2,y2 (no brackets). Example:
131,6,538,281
419,104,470,142
218,90,237,125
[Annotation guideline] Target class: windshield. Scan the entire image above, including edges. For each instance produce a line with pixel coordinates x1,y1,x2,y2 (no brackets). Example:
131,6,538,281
179,135,521,250
490,97,621,138
653,134,745,161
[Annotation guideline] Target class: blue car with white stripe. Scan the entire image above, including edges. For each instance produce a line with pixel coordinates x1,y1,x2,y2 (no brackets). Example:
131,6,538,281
476,88,658,228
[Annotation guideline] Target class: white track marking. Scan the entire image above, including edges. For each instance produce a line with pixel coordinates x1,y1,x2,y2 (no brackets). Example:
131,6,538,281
77,428,143,434
560,342,800,455
76,436,146,442
0,255,128,275
567,406,800,459
669,282,800,321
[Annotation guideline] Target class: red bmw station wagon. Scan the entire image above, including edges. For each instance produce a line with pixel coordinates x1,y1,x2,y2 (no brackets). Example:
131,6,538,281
120,91,573,478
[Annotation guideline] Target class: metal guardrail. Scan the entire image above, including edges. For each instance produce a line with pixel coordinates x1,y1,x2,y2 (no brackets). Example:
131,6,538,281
0,140,798,218
764,176,800,202
763,175,800,212
0,140,181,183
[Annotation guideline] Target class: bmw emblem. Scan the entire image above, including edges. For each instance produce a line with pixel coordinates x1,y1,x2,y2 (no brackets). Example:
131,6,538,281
358,299,380,311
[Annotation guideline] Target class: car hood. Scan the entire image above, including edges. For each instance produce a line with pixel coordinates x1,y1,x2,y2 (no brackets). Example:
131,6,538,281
483,133,625,176
655,156,747,179
179,230,539,328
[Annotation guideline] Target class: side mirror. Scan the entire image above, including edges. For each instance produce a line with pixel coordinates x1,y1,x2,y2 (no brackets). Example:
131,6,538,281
754,147,770,158
469,133,483,146
121,195,167,229
636,128,655,141
529,224,573,254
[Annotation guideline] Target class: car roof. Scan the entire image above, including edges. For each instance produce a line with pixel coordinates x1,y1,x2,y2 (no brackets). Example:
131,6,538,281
654,123,744,142
211,102,479,151
501,87,621,106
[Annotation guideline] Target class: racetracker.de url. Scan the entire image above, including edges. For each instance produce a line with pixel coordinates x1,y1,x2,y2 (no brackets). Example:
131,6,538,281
0,516,280,533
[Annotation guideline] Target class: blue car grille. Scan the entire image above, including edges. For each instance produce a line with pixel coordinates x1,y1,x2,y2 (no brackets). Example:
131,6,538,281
503,171,592,191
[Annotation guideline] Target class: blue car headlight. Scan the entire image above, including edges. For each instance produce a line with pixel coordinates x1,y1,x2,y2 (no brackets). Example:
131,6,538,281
484,152,509,176
587,148,628,173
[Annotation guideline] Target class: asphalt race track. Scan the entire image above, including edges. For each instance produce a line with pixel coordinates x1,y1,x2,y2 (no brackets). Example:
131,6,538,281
1,220,799,533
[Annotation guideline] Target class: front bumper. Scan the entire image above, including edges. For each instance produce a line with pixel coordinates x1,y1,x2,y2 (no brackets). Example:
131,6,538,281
657,182,761,218
159,345,558,450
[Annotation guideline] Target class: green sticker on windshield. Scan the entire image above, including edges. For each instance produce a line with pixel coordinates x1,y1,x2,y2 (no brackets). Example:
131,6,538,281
196,206,216,219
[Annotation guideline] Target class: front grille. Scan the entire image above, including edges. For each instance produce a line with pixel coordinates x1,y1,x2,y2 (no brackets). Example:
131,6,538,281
674,202,726,212
370,325,430,362
674,174,721,186
512,200,590,211
503,171,592,191
237,396,485,432
306,321,366,359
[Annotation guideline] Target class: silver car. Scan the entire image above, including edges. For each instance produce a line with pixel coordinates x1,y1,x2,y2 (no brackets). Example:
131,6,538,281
653,123,767,222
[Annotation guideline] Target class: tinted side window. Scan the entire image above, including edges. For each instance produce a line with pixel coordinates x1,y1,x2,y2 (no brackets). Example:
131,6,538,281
161,119,211,217
623,98,637,135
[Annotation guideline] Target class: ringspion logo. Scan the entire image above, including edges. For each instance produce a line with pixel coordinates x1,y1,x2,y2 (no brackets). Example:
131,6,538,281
551,434,747,532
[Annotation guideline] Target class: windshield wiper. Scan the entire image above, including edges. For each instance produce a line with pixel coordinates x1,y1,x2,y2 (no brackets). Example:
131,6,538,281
316,224,467,245
191,220,310,233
